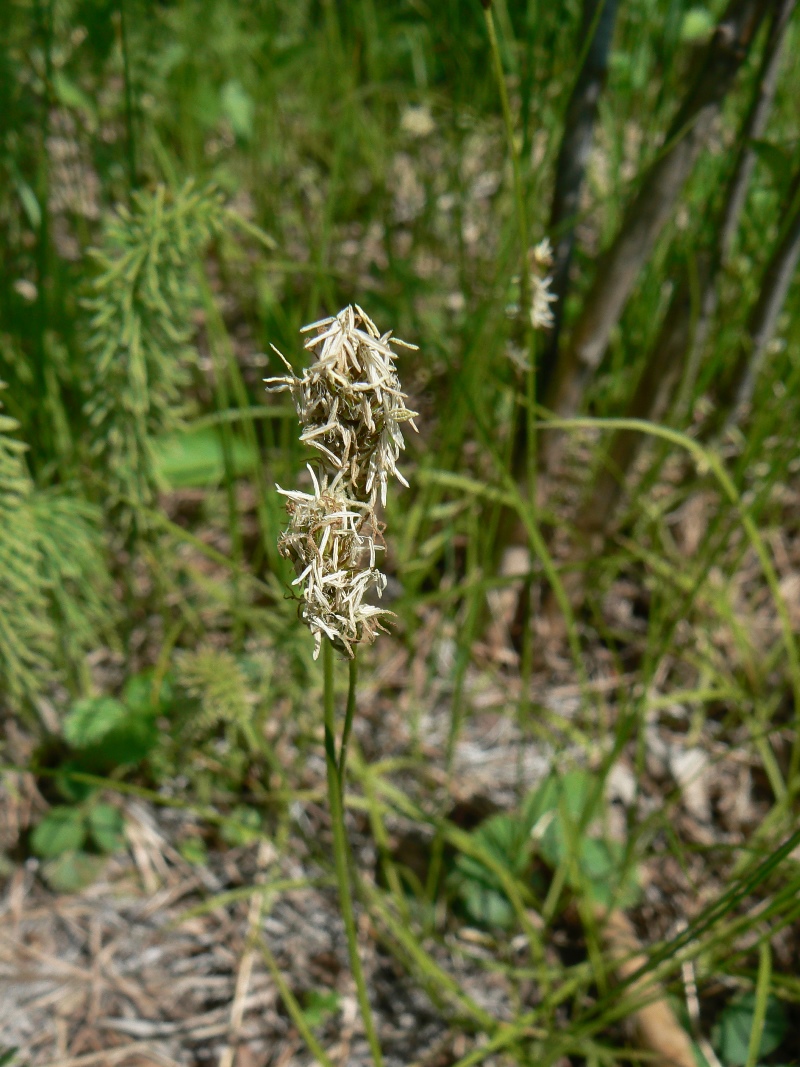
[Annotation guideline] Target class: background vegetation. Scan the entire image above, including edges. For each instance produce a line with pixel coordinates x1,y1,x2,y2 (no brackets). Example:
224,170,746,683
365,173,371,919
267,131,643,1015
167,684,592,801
1,0,800,1064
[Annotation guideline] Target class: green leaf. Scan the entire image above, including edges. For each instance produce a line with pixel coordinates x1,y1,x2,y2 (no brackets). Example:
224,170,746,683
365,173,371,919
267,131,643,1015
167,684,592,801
451,814,530,929
453,813,529,889
15,180,41,229
88,804,126,853
55,759,98,803
220,805,262,846
535,769,598,867
179,836,208,866
30,806,87,858
153,427,258,488
460,881,516,929
83,715,160,767
526,771,640,908
521,774,560,831
715,992,787,1066
41,850,105,892
53,71,97,122
123,669,174,715
680,8,715,42
301,989,340,1029
64,696,127,748
474,814,531,876
220,80,255,140
0,1046,19,1066
579,837,639,908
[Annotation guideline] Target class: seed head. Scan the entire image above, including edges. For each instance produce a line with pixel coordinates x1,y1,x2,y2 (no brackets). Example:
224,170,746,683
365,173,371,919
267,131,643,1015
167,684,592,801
269,305,417,657
267,304,418,508
530,238,556,331
277,465,389,659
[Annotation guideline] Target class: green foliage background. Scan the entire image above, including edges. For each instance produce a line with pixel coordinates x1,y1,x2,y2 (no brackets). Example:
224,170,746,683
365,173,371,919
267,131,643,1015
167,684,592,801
1,0,800,1062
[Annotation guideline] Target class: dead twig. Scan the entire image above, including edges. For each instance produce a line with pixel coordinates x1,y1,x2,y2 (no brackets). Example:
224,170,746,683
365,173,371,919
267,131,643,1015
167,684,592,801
601,908,696,1067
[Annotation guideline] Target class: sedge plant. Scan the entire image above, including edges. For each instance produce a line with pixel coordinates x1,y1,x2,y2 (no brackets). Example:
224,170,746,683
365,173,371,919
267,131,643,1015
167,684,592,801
268,304,418,1066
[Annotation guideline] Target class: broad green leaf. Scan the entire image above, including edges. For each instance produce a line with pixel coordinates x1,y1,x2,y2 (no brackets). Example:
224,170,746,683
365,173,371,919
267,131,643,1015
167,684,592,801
460,881,515,929
30,806,87,858
714,992,787,1066
474,814,530,876
88,803,126,853
41,850,105,892
123,669,174,715
578,837,639,908
84,715,160,766
153,428,257,489
64,696,127,748
451,814,530,929
522,775,560,831
527,770,640,908
537,770,599,867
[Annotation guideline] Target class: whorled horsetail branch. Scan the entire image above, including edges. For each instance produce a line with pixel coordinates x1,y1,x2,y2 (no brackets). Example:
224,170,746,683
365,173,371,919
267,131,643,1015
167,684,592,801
267,305,418,658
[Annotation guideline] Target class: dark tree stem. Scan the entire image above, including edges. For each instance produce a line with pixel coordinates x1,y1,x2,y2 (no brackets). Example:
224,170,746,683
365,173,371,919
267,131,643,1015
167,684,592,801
544,0,771,441
718,0,796,261
540,0,621,401
675,0,796,420
575,0,794,536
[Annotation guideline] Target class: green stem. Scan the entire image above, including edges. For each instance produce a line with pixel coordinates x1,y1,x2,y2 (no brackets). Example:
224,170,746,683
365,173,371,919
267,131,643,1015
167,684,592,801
257,935,337,1067
323,640,384,1067
338,654,358,792
484,3,537,499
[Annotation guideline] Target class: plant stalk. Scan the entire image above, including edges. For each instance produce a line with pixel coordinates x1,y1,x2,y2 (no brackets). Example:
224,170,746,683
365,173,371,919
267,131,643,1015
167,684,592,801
483,2,537,506
323,639,384,1067
338,654,358,793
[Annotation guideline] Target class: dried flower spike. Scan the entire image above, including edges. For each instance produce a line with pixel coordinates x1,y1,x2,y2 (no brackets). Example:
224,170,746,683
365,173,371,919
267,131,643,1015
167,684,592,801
277,465,389,659
530,238,556,331
269,306,417,658
267,304,418,508
504,238,557,370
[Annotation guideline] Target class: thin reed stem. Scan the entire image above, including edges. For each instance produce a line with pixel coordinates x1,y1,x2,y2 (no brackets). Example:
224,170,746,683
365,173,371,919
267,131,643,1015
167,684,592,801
323,639,384,1067
257,934,337,1067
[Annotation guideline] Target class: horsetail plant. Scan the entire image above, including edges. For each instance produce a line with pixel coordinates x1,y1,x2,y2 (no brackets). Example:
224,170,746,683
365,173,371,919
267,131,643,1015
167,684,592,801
268,305,418,1066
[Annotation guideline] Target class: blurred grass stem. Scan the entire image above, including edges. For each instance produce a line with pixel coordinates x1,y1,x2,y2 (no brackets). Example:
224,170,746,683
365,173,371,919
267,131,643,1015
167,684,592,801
483,3,538,505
